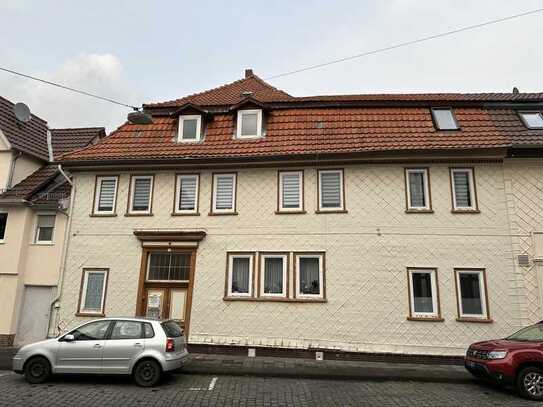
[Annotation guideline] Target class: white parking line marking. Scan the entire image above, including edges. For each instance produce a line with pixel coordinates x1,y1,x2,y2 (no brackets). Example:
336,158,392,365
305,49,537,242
208,377,217,391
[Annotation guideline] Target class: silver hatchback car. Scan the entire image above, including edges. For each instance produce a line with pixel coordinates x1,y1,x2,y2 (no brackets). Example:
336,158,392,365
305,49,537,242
12,317,188,387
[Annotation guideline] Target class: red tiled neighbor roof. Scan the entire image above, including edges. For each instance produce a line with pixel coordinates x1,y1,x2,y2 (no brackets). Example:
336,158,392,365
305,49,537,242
51,127,105,159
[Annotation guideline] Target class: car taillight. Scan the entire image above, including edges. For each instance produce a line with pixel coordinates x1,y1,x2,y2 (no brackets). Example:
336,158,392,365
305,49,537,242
166,338,175,352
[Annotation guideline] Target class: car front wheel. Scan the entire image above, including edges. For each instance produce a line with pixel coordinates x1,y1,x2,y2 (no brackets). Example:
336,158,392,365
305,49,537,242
517,367,543,400
133,359,162,387
24,356,51,384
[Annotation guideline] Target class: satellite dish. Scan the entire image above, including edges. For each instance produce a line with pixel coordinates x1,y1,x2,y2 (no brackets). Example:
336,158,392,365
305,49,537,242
14,102,31,123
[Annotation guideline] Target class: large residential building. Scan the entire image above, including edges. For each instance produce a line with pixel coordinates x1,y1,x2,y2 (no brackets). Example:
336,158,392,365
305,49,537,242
55,70,543,359
0,95,105,346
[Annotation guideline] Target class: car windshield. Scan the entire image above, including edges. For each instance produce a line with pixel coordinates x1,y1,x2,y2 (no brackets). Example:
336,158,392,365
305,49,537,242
506,325,543,342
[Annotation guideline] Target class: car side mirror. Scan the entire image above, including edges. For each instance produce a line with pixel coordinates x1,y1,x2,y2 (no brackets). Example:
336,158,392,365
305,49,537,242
62,334,75,342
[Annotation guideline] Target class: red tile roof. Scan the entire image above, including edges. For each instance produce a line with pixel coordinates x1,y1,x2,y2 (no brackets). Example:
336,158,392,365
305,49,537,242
60,73,543,164
51,127,105,159
0,165,59,201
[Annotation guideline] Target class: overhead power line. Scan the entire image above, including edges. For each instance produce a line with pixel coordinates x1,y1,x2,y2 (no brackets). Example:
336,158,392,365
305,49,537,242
0,66,138,110
264,7,543,80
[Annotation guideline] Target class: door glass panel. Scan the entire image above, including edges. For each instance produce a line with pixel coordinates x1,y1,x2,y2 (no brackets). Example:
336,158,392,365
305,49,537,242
110,321,143,340
169,290,186,321
146,291,163,319
70,321,111,341
148,253,190,281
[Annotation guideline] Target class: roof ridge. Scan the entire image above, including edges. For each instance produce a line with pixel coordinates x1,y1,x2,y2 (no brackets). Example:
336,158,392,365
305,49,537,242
51,126,106,131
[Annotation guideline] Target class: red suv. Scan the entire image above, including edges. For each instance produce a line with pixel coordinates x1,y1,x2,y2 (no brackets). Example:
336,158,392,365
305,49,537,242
465,323,543,400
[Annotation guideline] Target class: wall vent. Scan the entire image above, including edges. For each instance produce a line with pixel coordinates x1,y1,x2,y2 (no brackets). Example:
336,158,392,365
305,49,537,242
518,254,530,267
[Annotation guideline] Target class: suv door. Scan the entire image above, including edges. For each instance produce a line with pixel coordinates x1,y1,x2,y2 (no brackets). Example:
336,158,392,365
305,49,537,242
102,320,146,374
56,320,112,374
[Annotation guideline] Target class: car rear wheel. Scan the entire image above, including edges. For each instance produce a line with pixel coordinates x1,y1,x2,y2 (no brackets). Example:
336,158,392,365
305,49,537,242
517,367,543,400
24,356,51,384
133,359,162,387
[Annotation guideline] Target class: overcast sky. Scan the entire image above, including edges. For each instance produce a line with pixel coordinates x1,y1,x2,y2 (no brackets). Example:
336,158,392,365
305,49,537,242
0,0,542,131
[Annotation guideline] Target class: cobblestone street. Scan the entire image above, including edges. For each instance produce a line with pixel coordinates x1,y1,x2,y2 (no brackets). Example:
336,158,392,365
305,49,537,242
0,370,538,407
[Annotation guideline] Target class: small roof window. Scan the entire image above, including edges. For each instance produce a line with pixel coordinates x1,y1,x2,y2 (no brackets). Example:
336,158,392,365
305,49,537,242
236,109,263,139
178,115,202,142
519,111,543,129
431,108,459,130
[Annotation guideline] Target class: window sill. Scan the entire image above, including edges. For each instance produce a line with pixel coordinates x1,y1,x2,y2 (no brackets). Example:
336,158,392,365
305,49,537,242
171,212,200,217
30,242,54,246
407,316,444,322
456,317,493,323
275,210,307,215
75,312,105,317
208,212,238,216
125,213,153,217
315,209,348,214
451,209,480,214
224,297,327,303
90,213,117,217
405,209,434,214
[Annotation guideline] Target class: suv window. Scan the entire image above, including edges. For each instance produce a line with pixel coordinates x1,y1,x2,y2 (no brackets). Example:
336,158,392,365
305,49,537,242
110,321,144,340
70,320,111,341
161,320,183,337
507,325,543,342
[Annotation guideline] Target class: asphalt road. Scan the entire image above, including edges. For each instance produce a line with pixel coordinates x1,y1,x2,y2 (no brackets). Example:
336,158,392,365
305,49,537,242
0,370,538,406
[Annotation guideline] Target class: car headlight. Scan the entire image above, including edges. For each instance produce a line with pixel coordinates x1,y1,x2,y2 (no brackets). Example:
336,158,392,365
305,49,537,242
487,351,507,359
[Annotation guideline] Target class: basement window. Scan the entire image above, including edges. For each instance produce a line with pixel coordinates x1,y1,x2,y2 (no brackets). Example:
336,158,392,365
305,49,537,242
519,111,543,129
431,108,459,130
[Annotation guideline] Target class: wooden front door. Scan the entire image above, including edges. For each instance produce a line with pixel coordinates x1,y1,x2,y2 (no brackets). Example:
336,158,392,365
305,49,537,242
137,248,195,332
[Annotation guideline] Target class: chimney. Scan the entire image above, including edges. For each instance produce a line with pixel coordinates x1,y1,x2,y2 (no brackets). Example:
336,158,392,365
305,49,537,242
245,69,254,78
513,87,520,94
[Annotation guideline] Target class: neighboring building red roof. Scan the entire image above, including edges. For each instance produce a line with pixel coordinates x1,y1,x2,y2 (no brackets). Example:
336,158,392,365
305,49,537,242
60,71,543,164
51,127,105,159
0,165,59,201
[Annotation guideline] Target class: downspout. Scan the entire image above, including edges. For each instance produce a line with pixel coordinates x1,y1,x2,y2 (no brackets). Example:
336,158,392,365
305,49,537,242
7,151,22,189
46,128,54,162
46,164,74,337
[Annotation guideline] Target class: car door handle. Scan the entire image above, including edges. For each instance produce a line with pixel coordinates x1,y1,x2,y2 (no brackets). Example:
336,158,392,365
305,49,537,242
134,343,143,348
93,344,102,349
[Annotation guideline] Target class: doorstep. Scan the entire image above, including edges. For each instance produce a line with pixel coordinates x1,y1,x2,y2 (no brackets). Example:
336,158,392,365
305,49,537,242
182,353,473,383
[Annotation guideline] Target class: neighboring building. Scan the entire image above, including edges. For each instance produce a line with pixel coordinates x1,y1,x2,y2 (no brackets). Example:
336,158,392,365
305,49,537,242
0,95,105,346
56,70,543,358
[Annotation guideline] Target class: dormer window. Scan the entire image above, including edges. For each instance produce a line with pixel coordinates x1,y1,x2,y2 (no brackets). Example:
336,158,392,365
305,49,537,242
236,109,262,138
519,111,543,129
178,115,202,142
431,108,459,130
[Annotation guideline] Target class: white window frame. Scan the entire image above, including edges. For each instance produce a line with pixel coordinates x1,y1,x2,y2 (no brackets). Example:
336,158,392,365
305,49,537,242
212,173,237,214
128,175,154,215
405,168,431,211
260,254,288,298
318,169,344,211
518,111,543,129
33,212,56,244
236,109,263,139
0,210,7,243
278,171,303,212
227,253,254,297
295,253,324,299
174,174,199,214
407,268,439,319
93,175,118,215
431,107,459,130
450,168,477,211
146,252,190,283
177,115,202,142
79,268,108,315
455,269,488,319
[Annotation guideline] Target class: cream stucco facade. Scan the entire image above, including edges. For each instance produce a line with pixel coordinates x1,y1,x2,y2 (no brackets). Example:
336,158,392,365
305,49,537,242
55,159,542,356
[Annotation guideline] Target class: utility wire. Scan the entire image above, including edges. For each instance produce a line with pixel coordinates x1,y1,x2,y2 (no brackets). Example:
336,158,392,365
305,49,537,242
265,7,543,80
0,66,138,110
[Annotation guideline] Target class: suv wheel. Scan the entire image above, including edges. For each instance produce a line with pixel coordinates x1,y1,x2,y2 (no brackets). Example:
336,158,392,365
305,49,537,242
24,356,51,384
518,367,543,400
133,359,162,387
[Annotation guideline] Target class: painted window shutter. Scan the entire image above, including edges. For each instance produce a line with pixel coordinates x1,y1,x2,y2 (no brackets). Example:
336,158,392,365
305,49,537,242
98,179,116,211
215,175,234,210
179,176,197,210
453,172,471,207
409,172,426,207
320,172,341,208
132,178,151,211
282,173,300,208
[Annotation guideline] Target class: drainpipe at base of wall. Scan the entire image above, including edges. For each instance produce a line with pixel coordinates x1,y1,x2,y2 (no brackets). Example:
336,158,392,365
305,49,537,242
46,165,75,338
